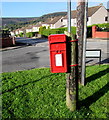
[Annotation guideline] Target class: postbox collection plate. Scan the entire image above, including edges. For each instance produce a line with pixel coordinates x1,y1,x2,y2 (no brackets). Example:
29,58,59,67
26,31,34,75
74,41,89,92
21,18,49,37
55,54,63,66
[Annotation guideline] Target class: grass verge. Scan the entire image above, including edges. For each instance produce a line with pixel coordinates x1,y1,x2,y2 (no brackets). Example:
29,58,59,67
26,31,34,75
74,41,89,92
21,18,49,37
2,65,109,119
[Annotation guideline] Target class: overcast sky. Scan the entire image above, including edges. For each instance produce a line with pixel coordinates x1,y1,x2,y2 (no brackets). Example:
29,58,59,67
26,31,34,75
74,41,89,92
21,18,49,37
2,2,108,17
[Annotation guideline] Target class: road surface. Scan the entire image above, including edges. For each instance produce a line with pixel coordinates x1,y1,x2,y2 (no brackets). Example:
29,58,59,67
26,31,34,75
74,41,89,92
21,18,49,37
1,37,109,73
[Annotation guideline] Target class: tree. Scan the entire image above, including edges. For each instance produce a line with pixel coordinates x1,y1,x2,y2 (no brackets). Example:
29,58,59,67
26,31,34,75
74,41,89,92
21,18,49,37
39,26,46,35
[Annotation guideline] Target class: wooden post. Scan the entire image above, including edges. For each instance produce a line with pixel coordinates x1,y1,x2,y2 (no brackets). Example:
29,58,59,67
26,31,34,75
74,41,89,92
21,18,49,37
65,0,78,111
77,0,87,85
65,32,78,111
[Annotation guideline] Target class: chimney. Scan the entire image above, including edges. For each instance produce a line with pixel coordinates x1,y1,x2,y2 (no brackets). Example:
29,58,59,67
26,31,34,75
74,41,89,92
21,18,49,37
99,3,103,6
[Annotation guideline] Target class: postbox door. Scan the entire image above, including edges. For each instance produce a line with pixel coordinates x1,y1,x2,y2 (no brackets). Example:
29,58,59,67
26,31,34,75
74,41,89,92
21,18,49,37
50,50,67,73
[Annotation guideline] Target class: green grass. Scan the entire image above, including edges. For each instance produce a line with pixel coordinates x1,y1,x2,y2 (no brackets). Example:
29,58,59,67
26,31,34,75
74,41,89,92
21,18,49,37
2,65,109,119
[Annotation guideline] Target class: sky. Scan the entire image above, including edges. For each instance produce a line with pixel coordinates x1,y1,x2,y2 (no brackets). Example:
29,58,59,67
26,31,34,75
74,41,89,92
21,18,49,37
2,1,109,18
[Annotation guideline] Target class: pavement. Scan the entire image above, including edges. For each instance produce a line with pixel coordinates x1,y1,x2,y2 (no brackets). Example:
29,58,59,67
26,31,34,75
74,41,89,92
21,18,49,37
1,37,109,73
86,38,109,65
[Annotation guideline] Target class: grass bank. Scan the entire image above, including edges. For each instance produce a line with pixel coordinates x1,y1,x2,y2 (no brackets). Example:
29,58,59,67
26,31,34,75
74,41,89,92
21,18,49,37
2,65,109,119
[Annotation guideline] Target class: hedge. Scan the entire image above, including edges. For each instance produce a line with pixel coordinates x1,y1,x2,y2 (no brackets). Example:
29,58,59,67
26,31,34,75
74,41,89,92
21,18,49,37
19,33,24,37
87,23,109,37
93,23,109,32
87,26,92,38
41,27,76,37
26,32,36,38
40,26,92,37
16,23,109,38
94,23,109,29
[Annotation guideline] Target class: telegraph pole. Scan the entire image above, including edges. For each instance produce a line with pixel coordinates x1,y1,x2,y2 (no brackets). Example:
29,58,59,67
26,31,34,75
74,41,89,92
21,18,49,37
65,0,78,111
77,0,87,85
67,0,71,33
81,0,88,85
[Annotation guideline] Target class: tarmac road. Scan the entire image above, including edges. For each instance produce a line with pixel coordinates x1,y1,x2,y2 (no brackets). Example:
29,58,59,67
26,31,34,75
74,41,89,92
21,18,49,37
1,37,109,73
2,38,49,73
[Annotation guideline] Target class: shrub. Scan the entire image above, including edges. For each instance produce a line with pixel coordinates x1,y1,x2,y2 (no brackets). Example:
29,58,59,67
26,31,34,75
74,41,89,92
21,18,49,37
26,32,36,38
19,33,24,37
92,23,109,32
97,23,109,29
71,27,76,35
87,26,92,38
87,23,109,38
39,26,46,35
41,29,60,37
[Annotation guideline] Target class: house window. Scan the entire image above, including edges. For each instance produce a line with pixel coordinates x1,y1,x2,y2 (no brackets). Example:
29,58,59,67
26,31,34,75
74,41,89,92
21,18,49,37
61,19,63,22
105,16,108,21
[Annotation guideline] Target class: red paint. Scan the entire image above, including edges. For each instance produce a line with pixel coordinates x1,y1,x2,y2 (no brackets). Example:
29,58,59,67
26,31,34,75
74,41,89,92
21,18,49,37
70,40,78,42
48,34,68,73
0,37,15,48
92,26,109,38
70,64,78,67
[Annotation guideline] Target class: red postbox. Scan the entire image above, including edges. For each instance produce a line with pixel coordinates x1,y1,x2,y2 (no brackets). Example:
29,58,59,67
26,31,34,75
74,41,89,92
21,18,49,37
48,34,68,73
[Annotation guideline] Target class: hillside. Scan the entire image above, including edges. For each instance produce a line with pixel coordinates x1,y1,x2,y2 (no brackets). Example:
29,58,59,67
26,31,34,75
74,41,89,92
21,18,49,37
2,17,38,26
2,11,67,30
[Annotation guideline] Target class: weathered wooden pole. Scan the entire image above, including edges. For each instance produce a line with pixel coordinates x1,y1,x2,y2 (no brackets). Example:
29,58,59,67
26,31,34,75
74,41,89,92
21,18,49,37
65,0,78,111
77,0,87,85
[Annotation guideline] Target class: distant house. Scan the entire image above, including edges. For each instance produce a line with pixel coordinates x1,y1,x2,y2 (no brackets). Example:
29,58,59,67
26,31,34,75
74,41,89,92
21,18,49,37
41,19,50,29
41,16,64,29
63,4,109,27
14,27,25,36
32,23,42,32
25,25,33,33
19,28,24,34
48,16,64,29
15,29,20,35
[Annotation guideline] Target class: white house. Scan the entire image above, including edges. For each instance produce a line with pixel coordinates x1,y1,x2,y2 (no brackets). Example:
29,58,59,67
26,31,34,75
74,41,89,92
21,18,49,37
15,29,20,35
48,16,64,29
40,18,52,29
41,19,50,29
25,25,33,33
63,4,109,27
32,23,42,32
19,29,23,34
40,16,64,29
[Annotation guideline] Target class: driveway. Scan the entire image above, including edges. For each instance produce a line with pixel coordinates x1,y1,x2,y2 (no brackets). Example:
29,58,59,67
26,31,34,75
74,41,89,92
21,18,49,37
1,37,109,73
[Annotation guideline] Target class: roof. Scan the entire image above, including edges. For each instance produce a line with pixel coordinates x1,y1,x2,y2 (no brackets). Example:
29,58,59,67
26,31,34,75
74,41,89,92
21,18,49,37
33,23,42,27
20,27,25,31
88,5,102,16
15,29,20,31
42,16,63,24
42,18,52,24
26,25,33,29
48,16,62,24
64,5,102,19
